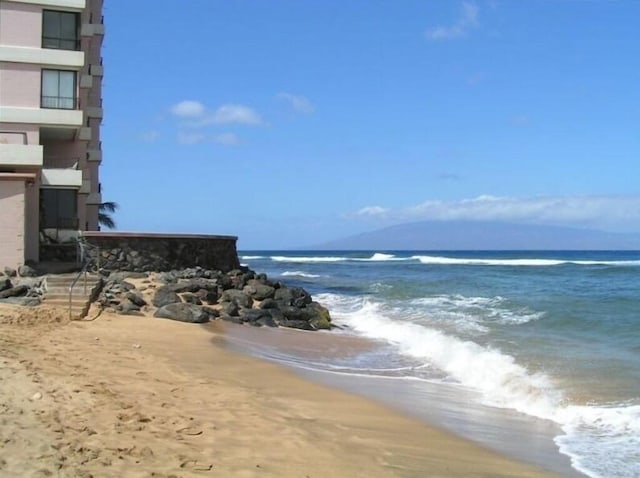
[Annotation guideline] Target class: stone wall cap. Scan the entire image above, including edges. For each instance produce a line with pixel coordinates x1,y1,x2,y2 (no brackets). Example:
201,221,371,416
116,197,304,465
82,231,238,241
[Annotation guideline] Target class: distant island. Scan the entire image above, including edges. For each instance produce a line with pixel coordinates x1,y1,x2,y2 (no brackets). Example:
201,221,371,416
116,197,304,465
313,221,640,250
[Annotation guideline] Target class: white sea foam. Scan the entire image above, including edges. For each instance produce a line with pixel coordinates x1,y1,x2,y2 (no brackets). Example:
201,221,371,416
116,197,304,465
369,253,395,261
240,255,265,260
281,271,322,278
318,293,640,478
413,255,640,267
410,295,544,331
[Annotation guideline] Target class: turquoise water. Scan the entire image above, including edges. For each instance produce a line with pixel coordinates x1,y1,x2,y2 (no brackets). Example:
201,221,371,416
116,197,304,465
240,250,640,478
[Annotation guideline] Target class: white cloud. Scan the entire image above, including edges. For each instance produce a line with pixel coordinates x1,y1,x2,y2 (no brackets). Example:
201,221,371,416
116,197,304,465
349,195,640,232
213,132,240,146
211,104,263,125
277,92,315,114
356,206,390,217
171,100,206,117
426,2,479,41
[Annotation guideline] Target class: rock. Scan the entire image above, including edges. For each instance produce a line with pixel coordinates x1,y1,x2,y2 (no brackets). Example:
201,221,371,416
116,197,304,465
307,302,332,330
256,315,278,327
118,298,141,315
108,271,149,281
0,278,12,293
275,287,305,305
239,308,270,323
222,301,239,317
171,278,219,294
154,303,209,323
257,298,279,309
0,285,29,299
31,392,43,401
220,289,253,309
220,314,243,324
195,288,218,305
202,306,220,319
126,291,147,307
4,267,16,277
279,305,312,322
217,274,233,290
152,285,181,307
181,292,202,305
18,264,37,277
278,319,315,331
243,280,275,300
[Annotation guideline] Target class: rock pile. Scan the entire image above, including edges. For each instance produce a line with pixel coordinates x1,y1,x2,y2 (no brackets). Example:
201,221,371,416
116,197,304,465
97,266,332,331
0,269,45,306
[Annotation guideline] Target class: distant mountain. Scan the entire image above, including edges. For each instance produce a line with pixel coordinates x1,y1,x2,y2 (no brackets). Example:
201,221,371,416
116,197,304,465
313,221,640,250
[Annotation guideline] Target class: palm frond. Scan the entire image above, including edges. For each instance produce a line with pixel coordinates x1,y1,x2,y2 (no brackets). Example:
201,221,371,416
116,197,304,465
99,201,119,213
98,212,116,229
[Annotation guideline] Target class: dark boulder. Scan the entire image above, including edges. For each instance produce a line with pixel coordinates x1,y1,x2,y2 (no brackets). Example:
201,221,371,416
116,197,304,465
222,301,240,317
256,315,278,327
18,264,37,277
154,303,209,323
258,298,279,309
243,280,275,301
3,267,17,277
202,306,220,318
152,285,181,307
126,291,147,308
118,298,142,315
181,292,202,305
0,278,12,293
307,302,332,330
220,314,243,324
0,285,29,299
239,308,270,323
195,288,219,305
220,289,252,309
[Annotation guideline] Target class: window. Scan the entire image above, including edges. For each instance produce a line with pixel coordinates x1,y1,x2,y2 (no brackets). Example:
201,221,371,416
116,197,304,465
42,10,80,50
41,70,77,109
40,189,78,229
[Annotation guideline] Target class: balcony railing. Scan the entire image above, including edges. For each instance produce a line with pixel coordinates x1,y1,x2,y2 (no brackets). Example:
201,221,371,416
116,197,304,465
41,96,79,110
42,36,81,51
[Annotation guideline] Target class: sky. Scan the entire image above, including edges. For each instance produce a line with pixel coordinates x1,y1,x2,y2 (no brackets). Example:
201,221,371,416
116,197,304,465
101,0,640,249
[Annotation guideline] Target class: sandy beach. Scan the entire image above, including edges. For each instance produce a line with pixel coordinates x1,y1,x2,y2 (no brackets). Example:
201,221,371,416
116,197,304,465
0,302,557,477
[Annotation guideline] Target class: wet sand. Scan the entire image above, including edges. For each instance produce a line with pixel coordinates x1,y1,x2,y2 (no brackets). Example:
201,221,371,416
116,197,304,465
221,323,582,477
1,303,558,477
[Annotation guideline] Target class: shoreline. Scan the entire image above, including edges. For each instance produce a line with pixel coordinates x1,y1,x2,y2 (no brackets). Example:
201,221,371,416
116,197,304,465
218,321,582,477
1,303,558,477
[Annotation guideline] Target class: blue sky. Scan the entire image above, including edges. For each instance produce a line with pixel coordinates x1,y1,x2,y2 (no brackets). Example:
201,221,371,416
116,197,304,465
101,0,640,249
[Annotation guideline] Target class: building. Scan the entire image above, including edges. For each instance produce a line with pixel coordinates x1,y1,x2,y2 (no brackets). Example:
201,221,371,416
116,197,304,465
0,0,104,269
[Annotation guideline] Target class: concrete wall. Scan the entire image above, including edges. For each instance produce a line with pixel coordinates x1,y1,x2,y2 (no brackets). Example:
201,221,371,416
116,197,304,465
0,62,41,108
82,232,241,273
0,179,26,269
0,2,41,47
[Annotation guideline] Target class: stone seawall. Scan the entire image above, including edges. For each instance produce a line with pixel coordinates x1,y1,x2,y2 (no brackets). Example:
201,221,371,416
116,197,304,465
81,232,240,273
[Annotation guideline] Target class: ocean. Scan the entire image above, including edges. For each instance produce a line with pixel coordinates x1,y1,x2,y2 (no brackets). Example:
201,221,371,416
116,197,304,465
235,250,640,477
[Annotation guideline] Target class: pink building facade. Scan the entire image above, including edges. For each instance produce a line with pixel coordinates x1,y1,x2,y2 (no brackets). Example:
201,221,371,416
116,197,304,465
0,0,103,269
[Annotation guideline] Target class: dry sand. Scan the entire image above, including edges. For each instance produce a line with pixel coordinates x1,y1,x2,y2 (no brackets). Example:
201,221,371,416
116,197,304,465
0,302,558,477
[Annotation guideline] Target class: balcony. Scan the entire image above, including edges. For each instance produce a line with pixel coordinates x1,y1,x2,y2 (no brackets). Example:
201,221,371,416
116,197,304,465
0,45,84,68
13,0,85,8
0,106,83,128
41,168,83,188
0,144,44,168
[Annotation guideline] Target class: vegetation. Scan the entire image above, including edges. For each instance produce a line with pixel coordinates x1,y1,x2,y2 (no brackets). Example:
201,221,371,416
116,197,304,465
98,201,119,230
